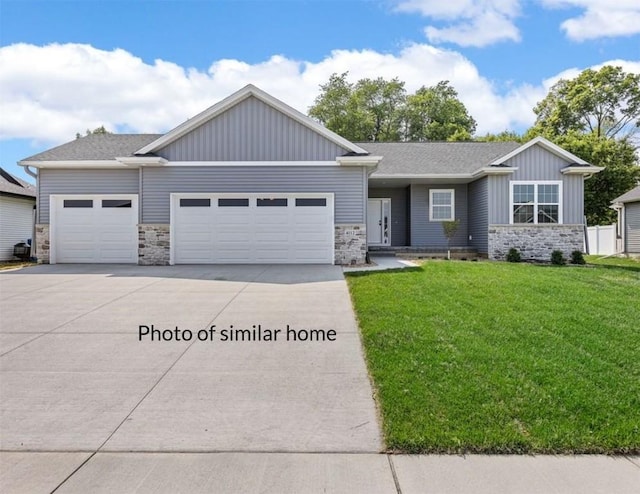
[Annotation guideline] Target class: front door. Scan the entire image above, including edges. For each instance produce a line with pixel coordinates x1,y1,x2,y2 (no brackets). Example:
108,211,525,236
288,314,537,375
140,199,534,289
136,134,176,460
367,198,391,246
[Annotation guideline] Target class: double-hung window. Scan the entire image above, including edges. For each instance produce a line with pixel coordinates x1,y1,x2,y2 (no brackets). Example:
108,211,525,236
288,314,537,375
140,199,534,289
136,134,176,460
511,181,562,224
429,189,455,221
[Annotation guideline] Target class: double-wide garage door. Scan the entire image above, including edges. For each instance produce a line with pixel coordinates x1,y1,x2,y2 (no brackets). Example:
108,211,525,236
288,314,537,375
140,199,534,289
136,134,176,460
51,195,138,263
173,193,334,264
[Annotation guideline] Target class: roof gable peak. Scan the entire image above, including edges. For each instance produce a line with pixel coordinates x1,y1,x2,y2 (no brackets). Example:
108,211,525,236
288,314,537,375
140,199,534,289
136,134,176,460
135,84,368,156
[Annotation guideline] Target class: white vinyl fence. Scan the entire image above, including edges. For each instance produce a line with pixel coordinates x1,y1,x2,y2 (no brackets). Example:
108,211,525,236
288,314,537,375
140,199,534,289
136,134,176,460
586,224,617,255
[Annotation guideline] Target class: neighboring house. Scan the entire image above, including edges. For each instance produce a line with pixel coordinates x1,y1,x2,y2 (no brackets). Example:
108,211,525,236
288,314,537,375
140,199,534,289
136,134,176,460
612,185,640,256
0,167,36,261
18,85,601,265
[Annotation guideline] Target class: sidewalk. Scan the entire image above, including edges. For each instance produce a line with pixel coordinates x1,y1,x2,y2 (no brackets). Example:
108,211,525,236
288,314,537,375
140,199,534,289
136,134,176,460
2,452,638,493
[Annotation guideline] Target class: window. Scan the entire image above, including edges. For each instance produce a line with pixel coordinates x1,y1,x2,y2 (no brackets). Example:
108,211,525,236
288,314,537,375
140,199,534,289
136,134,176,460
180,198,211,207
257,198,287,207
63,199,93,208
429,189,454,221
102,199,132,208
218,198,249,207
296,198,326,207
511,182,561,224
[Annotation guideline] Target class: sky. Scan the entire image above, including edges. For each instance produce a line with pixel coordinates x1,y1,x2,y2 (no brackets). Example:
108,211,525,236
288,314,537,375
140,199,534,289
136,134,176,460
1,0,639,181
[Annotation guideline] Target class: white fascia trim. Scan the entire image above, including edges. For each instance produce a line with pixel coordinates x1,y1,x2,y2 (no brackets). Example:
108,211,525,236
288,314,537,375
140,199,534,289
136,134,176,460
473,167,518,177
19,160,124,169
135,84,368,156
166,160,339,167
116,156,168,166
492,136,589,166
371,173,474,179
336,156,383,167
561,165,604,175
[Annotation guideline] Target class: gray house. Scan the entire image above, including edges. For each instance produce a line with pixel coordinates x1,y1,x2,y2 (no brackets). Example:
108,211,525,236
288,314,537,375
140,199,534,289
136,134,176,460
612,185,640,256
18,85,601,265
0,167,36,261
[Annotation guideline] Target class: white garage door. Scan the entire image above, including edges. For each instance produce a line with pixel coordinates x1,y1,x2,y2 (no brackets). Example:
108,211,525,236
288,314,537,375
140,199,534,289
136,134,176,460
51,195,138,263
173,193,334,264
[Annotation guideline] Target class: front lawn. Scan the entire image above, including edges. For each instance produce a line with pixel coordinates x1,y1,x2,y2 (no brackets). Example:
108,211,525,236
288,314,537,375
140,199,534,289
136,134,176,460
347,261,640,454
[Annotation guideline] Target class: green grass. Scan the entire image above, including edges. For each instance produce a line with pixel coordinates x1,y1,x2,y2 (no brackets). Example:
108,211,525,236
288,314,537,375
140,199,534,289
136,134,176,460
586,255,640,271
346,261,640,454
0,261,35,271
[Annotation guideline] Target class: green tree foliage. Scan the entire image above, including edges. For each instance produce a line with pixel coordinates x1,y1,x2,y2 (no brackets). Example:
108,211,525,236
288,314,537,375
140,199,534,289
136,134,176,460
527,66,640,225
531,65,640,140
475,130,524,143
76,125,111,139
405,82,476,141
309,73,476,142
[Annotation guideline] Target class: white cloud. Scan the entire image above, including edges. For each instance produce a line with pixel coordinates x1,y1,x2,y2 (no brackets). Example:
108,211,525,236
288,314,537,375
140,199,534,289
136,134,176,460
542,0,640,41
395,0,521,47
0,43,638,149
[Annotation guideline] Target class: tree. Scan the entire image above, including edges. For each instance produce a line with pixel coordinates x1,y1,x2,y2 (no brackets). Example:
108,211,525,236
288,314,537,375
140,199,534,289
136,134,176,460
531,66,640,141
308,73,476,142
308,73,360,140
475,130,524,143
442,220,460,260
404,81,476,141
554,132,640,225
352,77,406,141
527,65,640,225
76,125,110,139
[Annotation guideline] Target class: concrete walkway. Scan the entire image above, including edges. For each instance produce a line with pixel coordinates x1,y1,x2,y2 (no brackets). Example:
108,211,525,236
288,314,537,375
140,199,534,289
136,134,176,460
2,265,639,493
1,452,638,493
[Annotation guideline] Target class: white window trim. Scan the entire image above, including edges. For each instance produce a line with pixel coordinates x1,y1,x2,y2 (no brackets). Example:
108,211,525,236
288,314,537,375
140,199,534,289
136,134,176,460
509,181,563,225
429,189,455,222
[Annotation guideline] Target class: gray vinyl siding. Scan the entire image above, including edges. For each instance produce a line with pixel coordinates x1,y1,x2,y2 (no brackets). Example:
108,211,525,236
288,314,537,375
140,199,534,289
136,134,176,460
410,184,468,247
488,144,584,225
625,202,640,254
468,177,488,253
38,169,139,223
158,96,349,161
141,166,366,224
369,187,408,246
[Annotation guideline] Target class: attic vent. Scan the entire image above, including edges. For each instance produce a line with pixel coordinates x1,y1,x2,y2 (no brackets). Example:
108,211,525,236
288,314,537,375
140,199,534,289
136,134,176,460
0,168,23,187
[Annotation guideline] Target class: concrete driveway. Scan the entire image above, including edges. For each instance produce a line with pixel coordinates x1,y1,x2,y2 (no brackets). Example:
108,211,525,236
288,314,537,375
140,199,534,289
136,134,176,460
0,264,381,457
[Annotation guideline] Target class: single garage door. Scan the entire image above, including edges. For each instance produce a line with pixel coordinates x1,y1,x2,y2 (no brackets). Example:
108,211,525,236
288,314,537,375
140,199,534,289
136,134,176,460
173,193,334,264
51,195,138,263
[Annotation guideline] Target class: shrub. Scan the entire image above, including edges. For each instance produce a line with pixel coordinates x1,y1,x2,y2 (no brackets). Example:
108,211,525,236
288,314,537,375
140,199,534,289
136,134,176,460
570,250,586,265
551,250,566,265
506,248,521,263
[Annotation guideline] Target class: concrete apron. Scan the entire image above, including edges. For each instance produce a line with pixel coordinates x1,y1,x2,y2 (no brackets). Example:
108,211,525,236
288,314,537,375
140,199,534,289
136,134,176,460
0,264,382,454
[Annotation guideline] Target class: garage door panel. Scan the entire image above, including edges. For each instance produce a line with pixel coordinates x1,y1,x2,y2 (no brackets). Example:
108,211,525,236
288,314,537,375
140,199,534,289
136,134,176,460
174,194,333,264
53,196,137,264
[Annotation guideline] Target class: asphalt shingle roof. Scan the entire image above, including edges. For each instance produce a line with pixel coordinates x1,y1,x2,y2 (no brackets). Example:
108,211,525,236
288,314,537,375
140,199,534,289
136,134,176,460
0,167,36,198
359,141,522,175
20,134,523,177
20,134,162,162
613,185,640,204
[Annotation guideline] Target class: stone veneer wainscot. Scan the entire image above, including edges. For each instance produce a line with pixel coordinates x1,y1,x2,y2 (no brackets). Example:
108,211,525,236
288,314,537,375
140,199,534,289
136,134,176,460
334,224,367,265
488,224,584,261
138,224,170,266
34,224,50,263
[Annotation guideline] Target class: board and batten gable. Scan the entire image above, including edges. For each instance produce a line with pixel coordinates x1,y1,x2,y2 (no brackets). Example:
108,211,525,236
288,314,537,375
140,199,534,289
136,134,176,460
141,166,367,224
156,96,350,162
37,168,139,223
488,143,585,225
625,202,640,254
